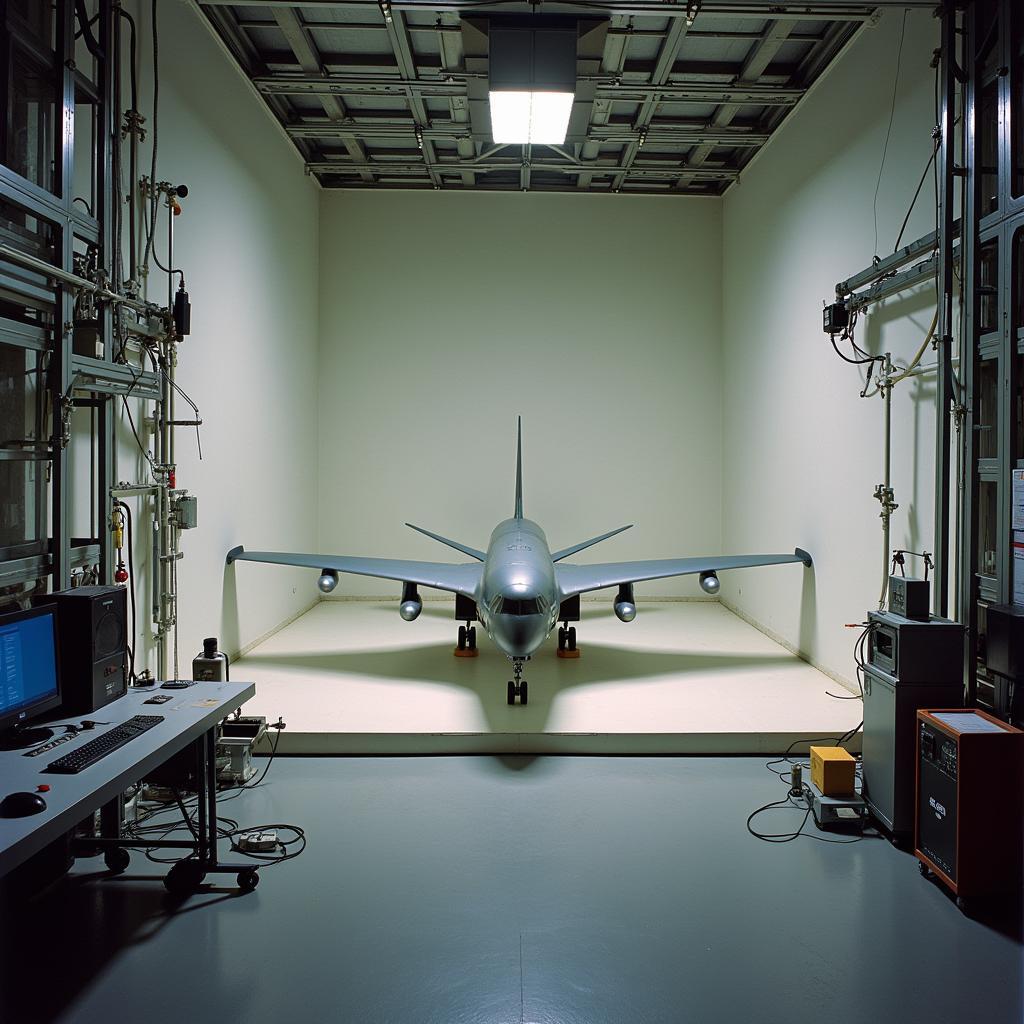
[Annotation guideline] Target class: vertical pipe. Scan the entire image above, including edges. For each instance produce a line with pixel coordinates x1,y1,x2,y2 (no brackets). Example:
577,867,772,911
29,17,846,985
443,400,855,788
933,1,957,618
128,125,138,285
880,356,893,608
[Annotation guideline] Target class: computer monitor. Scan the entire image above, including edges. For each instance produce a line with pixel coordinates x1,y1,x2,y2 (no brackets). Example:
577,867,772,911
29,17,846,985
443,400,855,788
0,604,61,749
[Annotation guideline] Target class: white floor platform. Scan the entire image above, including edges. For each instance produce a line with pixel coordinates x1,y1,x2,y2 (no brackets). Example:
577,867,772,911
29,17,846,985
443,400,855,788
234,600,860,754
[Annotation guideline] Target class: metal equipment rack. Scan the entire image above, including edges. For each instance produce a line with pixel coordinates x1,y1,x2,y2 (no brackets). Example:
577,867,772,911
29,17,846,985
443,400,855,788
0,1,192,681
958,0,1024,720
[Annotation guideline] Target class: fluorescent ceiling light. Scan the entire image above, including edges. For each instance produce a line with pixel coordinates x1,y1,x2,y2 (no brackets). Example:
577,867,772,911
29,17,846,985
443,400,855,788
489,90,574,145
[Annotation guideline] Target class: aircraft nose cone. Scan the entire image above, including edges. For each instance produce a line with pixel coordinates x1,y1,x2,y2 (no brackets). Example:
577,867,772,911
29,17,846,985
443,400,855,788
503,617,548,657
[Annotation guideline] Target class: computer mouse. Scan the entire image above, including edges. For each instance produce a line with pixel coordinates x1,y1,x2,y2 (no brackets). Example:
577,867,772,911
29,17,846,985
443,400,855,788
1,792,47,817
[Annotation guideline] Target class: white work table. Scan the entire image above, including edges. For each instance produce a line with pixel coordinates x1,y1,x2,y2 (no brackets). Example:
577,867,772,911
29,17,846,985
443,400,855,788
0,681,254,880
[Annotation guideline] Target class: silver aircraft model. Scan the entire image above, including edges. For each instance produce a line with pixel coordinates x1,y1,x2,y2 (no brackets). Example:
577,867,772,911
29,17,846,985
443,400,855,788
227,420,811,706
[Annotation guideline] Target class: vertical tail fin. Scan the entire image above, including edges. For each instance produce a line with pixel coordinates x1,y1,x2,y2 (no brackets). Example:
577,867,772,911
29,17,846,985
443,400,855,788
514,416,523,519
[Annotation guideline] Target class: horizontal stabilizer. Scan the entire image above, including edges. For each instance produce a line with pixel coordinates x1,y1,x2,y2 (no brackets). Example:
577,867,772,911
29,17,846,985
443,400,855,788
405,524,485,561
551,525,633,563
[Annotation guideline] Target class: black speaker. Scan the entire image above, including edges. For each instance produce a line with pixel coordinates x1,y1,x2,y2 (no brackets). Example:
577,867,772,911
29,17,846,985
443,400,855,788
47,586,128,714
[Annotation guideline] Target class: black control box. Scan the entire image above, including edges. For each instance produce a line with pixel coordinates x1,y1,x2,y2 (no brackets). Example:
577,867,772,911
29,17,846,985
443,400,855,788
888,575,929,620
823,301,849,335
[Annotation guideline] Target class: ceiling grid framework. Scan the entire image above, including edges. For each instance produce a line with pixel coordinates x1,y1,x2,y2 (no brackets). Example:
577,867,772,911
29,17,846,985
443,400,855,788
196,1,899,195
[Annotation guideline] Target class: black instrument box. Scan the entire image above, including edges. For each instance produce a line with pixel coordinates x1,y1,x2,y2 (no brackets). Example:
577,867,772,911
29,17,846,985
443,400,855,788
45,586,128,714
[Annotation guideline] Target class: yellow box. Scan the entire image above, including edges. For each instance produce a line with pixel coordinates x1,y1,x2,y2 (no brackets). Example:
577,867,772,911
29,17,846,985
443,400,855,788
809,745,856,796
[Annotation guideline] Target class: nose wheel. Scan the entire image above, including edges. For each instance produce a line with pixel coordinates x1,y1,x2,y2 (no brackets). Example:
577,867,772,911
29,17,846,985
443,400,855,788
507,659,528,705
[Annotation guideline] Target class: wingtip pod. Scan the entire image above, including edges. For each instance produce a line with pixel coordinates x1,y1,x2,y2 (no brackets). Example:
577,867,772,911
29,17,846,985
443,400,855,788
795,547,813,568
226,545,244,565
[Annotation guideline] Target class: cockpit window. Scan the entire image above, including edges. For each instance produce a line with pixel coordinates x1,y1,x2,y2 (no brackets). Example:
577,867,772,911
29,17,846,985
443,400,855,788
497,595,548,616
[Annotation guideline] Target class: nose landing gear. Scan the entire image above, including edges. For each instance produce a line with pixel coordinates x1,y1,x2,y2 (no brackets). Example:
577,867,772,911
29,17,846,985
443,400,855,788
507,658,528,705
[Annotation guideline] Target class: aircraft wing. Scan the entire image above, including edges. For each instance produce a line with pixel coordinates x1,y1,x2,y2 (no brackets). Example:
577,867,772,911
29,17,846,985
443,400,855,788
227,546,482,598
556,549,812,597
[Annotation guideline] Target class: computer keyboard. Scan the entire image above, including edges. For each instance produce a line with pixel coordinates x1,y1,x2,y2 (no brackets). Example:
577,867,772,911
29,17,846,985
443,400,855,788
46,715,164,774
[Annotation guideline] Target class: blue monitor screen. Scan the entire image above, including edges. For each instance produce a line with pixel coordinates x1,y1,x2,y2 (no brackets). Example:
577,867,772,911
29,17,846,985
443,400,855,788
0,610,59,721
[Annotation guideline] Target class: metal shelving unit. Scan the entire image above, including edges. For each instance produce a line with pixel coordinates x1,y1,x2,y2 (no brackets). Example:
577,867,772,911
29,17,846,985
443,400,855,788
0,1,184,682
959,0,1024,717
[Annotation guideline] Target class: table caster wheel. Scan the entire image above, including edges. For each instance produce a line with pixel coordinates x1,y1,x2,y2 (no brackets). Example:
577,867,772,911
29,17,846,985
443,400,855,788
164,859,205,896
238,869,260,893
104,847,131,874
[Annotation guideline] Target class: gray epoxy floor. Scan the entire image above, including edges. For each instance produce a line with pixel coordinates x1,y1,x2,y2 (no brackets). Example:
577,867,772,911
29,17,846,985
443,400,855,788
3,756,1021,1024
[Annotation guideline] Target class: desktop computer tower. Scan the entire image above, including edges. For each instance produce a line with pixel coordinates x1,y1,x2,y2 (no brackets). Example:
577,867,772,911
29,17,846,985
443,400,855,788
44,586,128,714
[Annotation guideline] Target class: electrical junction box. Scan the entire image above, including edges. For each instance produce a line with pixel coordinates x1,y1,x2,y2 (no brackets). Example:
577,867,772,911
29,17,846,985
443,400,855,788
867,610,963,683
810,745,856,796
823,301,849,335
173,494,197,530
888,575,930,620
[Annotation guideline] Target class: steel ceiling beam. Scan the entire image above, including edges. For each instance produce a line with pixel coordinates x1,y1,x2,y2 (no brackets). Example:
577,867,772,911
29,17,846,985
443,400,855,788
676,19,793,188
306,158,737,179
254,73,806,106
380,7,442,186
611,17,689,189
270,7,373,180
200,2,924,20
436,11,475,185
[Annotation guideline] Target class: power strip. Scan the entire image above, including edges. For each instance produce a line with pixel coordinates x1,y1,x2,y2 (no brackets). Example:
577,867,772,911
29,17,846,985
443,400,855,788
238,830,279,852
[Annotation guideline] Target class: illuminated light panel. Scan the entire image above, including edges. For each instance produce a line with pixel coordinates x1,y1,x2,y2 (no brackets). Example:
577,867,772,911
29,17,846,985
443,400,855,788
489,90,574,145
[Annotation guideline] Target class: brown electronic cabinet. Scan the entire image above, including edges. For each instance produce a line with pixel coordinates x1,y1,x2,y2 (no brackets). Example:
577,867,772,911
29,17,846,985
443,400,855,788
915,709,1024,910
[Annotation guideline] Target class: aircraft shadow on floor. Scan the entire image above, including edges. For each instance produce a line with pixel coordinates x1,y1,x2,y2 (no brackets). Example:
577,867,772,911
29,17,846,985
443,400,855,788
240,616,797,730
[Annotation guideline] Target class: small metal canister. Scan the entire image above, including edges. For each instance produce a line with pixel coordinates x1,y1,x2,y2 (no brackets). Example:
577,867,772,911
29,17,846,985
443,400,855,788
192,637,229,681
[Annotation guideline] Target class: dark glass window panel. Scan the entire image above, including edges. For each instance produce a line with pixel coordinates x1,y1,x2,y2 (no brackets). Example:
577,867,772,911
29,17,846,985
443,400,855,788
1016,229,1024,337
978,358,998,459
1014,4,1024,198
975,0,1000,215
0,343,45,450
8,1,55,51
0,342,48,556
979,79,1000,216
1015,352,1024,462
0,197,58,261
72,94,96,216
979,239,999,334
7,48,58,193
73,0,99,86
977,479,998,577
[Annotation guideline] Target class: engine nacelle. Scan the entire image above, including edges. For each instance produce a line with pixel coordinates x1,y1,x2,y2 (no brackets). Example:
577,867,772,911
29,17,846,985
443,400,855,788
699,571,720,596
400,582,422,621
317,569,339,594
614,583,636,622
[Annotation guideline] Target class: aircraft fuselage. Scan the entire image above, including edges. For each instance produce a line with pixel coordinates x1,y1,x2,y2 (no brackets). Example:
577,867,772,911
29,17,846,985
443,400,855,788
477,518,560,660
